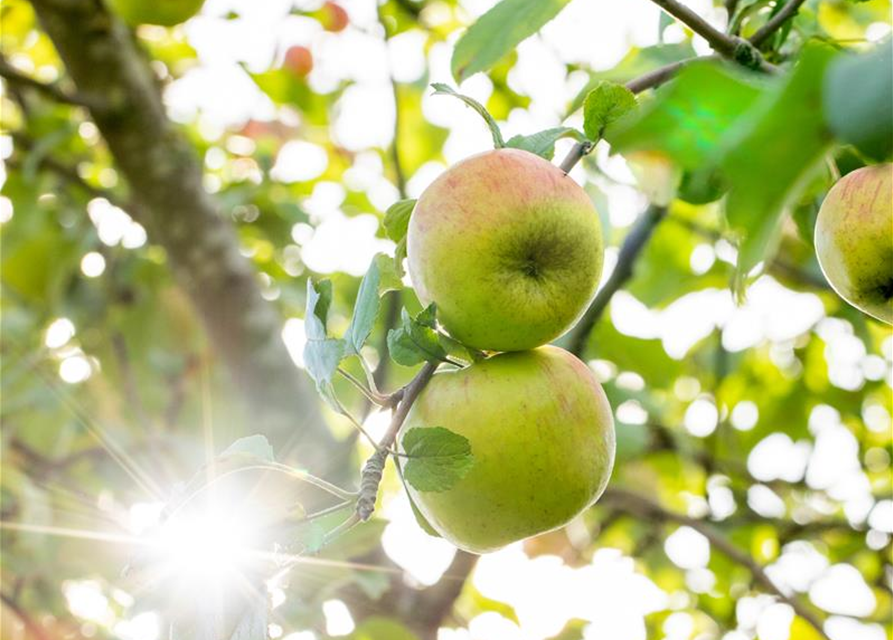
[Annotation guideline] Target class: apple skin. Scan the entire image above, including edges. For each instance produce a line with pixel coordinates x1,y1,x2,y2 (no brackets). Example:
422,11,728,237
407,149,604,352
399,345,615,554
815,164,893,324
108,0,205,26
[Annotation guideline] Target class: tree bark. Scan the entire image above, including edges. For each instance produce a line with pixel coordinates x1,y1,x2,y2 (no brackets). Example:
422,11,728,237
28,0,347,477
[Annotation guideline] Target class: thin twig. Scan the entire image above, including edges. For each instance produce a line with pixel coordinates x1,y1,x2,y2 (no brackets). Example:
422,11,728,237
568,205,667,356
333,396,387,452
337,367,392,407
749,0,809,47
625,56,705,93
356,361,437,520
601,488,831,640
0,54,105,110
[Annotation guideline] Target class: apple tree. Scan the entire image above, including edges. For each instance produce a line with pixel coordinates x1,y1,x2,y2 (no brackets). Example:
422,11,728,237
1,0,891,639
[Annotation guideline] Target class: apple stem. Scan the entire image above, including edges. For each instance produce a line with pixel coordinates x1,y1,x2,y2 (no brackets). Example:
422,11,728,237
356,360,438,520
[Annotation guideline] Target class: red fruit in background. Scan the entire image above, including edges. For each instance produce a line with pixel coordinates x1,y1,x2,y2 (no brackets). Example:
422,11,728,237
283,45,313,78
320,1,348,32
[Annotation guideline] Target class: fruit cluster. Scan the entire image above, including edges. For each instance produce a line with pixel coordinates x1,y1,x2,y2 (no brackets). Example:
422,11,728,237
400,149,616,553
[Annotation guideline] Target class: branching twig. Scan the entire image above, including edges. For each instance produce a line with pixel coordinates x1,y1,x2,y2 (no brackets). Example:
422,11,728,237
568,204,667,356
8,132,128,206
601,488,831,640
337,367,393,407
0,54,106,110
356,361,437,520
749,0,809,47
648,0,775,72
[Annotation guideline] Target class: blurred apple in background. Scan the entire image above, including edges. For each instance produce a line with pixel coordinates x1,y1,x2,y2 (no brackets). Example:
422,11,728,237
320,1,349,32
283,45,314,79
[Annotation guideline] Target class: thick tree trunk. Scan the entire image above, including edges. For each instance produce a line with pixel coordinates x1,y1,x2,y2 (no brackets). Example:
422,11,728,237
28,0,347,477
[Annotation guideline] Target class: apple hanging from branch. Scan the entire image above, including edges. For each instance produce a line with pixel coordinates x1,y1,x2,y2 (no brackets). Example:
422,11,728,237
398,346,615,554
407,148,605,352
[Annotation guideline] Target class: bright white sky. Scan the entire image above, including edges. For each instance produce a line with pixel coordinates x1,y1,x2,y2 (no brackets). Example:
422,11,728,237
35,0,893,639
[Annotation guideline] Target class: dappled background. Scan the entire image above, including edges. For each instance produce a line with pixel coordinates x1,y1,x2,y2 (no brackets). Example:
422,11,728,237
1,0,892,639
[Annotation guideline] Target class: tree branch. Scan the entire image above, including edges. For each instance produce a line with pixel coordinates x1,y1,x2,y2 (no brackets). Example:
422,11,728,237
567,204,667,356
357,360,437,520
650,0,739,56
407,551,479,638
648,0,775,72
0,591,53,640
28,0,345,473
749,0,809,47
601,487,831,640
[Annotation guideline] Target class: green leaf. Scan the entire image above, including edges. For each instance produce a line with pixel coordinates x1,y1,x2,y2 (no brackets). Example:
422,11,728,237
823,38,893,160
719,45,837,281
387,305,449,366
431,83,505,148
606,61,765,170
303,279,347,406
344,254,402,355
582,81,638,141
220,435,275,462
383,199,417,243
451,0,572,83
304,278,333,340
505,127,584,160
402,427,475,493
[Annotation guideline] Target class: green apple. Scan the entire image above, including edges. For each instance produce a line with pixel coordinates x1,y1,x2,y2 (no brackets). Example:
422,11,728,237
815,164,893,324
108,0,205,26
398,345,615,554
406,149,604,352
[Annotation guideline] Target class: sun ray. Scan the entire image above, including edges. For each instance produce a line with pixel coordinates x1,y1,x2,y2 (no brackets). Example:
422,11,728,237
28,358,167,502
0,520,147,547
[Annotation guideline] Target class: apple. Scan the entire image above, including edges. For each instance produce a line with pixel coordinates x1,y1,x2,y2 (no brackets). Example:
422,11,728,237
283,46,314,79
815,164,892,324
108,0,205,26
407,149,605,352
398,345,615,554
